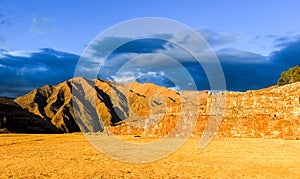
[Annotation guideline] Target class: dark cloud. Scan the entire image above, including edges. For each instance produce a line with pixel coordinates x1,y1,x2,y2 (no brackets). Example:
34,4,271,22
86,36,132,58
214,48,271,90
217,38,300,91
0,48,79,97
112,38,167,54
216,48,266,63
96,36,300,92
270,38,300,68
1,32,300,98
97,38,209,91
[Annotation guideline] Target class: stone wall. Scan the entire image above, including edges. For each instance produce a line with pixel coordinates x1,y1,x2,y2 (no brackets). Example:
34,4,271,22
108,82,300,140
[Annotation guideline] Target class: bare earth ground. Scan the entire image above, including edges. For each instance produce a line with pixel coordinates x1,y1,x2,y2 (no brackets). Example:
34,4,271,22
0,134,299,178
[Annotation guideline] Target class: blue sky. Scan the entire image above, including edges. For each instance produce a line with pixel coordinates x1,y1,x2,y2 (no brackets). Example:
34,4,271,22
2,0,300,54
0,0,300,97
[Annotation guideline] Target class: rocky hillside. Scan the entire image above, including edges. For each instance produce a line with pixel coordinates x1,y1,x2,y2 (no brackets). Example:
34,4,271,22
14,78,300,139
14,77,183,133
0,97,62,133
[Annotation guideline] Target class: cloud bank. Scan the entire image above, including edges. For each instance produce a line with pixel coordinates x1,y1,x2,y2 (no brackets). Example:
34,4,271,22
87,30,300,91
0,48,79,97
1,29,300,97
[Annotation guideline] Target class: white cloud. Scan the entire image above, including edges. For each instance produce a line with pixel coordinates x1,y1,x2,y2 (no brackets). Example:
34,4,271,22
112,74,137,83
6,50,34,57
30,16,54,34
17,66,48,75
112,71,166,83
0,49,35,58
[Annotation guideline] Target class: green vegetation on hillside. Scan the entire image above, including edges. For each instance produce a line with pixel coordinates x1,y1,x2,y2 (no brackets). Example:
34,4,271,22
278,65,300,86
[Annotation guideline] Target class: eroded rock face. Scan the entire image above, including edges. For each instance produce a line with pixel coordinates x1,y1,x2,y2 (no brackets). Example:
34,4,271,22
0,97,62,133
14,78,300,139
15,77,124,132
15,80,79,133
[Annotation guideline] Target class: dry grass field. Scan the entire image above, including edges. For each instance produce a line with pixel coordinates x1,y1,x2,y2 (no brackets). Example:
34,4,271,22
0,134,299,178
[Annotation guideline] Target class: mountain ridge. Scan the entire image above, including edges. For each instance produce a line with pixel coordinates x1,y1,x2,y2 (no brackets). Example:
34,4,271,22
11,77,300,139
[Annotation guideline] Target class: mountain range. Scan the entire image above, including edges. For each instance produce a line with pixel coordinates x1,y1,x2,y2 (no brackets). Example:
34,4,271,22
0,77,299,139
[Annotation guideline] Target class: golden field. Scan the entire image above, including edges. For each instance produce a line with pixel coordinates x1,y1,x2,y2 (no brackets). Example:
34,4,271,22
0,134,299,178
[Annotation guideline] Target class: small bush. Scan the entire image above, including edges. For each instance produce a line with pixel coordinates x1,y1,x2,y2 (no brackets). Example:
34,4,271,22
278,65,300,86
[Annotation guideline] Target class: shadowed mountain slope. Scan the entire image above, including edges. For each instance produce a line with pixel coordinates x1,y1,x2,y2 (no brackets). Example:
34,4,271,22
0,97,62,133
